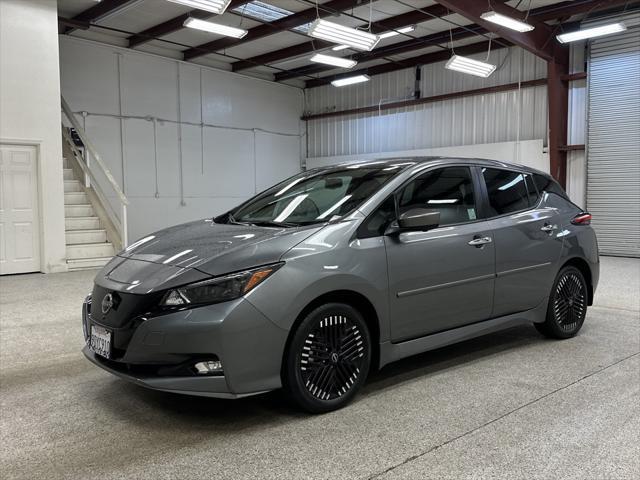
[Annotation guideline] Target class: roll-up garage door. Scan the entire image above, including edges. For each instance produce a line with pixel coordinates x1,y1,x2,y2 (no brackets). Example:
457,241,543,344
587,17,640,257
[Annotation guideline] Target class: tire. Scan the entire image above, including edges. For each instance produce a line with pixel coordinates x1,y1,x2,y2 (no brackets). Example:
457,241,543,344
535,266,588,339
283,303,372,413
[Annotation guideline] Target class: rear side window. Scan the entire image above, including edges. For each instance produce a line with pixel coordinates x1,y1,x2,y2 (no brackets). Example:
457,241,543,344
533,174,567,199
482,168,530,216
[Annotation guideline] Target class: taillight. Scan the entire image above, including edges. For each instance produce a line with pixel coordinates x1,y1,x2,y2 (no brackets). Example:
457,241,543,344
571,212,592,225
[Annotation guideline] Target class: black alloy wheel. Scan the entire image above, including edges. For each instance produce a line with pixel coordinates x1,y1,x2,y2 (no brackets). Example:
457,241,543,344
284,303,371,413
536,266,588,339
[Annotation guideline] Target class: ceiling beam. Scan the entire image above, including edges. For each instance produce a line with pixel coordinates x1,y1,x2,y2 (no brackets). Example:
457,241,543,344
127,0,251,48
62,0,136,34
305,39,514,88
232,2,452,71
432,0,565,61
274,0,611,82
182,0,366,61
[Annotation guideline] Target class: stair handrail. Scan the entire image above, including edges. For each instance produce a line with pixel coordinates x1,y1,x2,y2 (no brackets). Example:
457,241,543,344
60,95,129,246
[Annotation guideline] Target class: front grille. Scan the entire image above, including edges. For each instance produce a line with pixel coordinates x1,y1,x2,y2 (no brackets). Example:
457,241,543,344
91,284,164,328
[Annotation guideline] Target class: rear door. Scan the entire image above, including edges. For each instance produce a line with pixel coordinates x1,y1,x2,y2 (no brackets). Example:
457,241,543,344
480,167,564,317
384,165,495,342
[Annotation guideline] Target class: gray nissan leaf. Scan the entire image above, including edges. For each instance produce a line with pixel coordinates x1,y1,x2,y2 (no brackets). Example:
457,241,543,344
83,157,599,413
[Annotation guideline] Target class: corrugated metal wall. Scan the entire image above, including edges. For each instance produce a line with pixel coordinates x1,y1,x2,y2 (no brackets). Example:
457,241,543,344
587,12,640,257
305,46,548,158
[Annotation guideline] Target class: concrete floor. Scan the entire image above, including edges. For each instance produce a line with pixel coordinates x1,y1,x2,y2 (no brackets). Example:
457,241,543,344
1,257,638,480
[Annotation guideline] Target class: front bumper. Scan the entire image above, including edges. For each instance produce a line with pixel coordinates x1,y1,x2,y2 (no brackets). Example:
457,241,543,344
82,296,289,397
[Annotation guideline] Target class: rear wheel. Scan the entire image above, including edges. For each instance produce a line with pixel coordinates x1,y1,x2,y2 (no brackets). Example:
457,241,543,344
283,303,371,413
535,266,588,339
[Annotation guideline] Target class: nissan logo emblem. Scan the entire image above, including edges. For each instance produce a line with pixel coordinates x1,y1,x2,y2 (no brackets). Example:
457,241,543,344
101,293,114,314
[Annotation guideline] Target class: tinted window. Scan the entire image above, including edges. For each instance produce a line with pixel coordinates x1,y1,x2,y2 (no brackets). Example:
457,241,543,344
533,173,567,199
483,168,530,215
398,167,477,226
358,196,396,238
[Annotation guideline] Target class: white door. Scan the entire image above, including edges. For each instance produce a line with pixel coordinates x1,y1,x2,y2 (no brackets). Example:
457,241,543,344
0,144,41,274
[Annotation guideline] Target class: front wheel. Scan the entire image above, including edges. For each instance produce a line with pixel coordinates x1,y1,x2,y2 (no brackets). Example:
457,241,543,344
535,266,588,339
283,303,371,413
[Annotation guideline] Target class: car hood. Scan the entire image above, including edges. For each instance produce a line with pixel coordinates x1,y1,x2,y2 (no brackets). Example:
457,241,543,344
116,219,322,277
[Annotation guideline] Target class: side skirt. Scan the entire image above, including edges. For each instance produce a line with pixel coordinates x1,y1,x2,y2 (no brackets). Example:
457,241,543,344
378,296,549,369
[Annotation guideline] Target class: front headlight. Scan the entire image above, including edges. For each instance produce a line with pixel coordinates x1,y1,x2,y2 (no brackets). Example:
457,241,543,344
160,262,283,307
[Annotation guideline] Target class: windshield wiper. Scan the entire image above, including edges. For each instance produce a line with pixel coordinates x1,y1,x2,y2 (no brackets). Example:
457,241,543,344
249,220,298,228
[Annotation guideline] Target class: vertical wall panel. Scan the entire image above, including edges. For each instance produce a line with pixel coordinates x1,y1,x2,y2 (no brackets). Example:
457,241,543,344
60,37,304,241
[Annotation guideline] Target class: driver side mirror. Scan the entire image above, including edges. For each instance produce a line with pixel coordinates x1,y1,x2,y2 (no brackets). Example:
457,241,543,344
397,208,440,231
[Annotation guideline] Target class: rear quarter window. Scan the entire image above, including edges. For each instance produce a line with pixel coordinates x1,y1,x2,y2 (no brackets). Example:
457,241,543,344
533,173,568,199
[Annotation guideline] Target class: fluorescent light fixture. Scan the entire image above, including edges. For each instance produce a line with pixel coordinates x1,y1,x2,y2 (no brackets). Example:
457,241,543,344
480,11,534,32
167,0,231,14
332,45,350,51
331,74,370,87
379,25,416,39
556,22,626,43
167,0,232,14
428,199,458,204
183,17,248,38
309,19,380,51
310,53,357,68
445,54,497,78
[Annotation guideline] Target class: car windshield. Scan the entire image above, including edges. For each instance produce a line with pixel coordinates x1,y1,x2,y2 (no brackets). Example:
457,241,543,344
225,166,401,227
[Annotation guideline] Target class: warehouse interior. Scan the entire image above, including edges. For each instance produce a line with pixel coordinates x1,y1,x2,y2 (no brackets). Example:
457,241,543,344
1,0,639,478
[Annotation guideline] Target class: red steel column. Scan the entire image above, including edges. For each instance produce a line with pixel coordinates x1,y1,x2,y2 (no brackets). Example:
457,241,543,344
547,50,570,188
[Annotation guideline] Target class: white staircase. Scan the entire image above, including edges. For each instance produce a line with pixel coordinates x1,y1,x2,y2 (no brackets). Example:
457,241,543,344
63,157,115,271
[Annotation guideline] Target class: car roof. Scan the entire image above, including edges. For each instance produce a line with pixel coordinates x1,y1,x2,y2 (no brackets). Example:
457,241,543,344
320,156,550,178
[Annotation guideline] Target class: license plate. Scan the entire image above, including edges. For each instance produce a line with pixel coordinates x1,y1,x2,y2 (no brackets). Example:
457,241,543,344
89,325,112,359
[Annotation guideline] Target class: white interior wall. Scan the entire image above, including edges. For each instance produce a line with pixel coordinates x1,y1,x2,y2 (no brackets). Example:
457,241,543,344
59,37,304,242
0,0,66,273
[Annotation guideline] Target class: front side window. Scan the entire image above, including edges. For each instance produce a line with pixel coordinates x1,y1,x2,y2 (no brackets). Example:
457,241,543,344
483,168,531,216
398,167,478,226
228,167,399,226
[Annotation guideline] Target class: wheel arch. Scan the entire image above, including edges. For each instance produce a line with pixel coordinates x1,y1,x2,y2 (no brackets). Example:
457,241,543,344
560,257,594,305
281,290,381,377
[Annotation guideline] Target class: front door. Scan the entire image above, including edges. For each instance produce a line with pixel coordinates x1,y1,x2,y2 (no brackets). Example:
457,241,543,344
0,144,40,275
386,166,495,342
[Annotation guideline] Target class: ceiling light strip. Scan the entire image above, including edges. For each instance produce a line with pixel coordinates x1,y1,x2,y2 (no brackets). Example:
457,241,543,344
167,0,232,15
310,53,357,68
556,22,627,43
480,11,534,33
331,74,370,87
184,17,248,38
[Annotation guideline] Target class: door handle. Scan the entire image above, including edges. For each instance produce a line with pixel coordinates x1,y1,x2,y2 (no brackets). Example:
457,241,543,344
468,236,492,247
540,223,557,233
